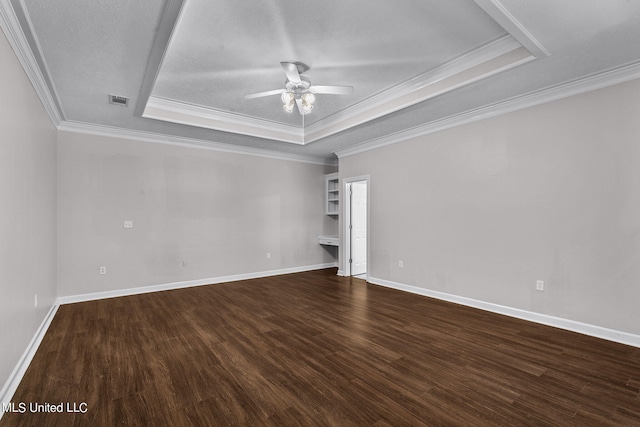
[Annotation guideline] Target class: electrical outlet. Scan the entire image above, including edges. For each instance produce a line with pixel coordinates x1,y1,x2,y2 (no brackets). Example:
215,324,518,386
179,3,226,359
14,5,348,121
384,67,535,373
267,252,271,259
536,280,544,291
99,266,107,275
399,260,403,268
182,260,188,268
34,294,38,307
123,220,133,229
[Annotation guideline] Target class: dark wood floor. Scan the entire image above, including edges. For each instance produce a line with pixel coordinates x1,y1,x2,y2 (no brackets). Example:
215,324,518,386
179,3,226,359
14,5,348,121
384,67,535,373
3,268,640,426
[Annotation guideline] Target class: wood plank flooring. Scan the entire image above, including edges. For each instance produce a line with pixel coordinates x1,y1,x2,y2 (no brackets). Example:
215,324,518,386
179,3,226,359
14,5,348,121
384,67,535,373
2,268,640,426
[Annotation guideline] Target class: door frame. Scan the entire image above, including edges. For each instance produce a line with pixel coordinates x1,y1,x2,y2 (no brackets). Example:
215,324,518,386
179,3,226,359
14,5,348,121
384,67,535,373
342,175,370,279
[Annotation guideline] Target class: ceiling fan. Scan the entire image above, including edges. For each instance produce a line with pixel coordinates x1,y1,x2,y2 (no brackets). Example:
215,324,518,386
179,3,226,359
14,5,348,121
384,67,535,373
244,62,354,115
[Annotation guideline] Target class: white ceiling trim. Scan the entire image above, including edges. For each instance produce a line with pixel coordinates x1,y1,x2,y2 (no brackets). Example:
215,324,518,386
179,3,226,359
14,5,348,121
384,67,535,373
0,0,62,126
141,0,550,145
473,0,550,58
143,96,305,144
335,60,640,158
144,35,534,146
57,120,334,165
304,36,533,143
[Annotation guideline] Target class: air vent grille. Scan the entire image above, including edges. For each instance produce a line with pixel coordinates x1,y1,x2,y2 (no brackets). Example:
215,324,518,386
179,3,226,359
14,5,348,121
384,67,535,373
108,94,129,107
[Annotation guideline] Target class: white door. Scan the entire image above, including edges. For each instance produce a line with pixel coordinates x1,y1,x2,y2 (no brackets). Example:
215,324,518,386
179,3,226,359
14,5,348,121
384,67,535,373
351,181,367,276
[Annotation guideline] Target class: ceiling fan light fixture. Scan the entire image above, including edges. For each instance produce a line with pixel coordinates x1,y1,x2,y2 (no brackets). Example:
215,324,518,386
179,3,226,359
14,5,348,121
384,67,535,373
301,92,315,114
281,91,295,113
281,91,294,104
302,101,313,114
244,61,353,116
283,102,294,113
301,92,315,104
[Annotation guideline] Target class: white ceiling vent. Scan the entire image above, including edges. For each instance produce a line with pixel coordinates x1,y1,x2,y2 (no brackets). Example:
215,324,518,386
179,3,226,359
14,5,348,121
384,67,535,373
108,94,129,107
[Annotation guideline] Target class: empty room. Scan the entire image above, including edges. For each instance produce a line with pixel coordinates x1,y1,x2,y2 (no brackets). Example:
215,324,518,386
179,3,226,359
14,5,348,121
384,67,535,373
2,0,640,425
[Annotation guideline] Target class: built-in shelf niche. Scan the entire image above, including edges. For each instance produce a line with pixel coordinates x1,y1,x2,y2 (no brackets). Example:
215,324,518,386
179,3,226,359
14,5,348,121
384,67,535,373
325,172,339,216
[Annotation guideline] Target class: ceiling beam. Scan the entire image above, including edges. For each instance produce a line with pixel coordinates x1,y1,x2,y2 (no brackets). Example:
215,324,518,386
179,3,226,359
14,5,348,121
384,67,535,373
133,0,187,117
473,0,550,58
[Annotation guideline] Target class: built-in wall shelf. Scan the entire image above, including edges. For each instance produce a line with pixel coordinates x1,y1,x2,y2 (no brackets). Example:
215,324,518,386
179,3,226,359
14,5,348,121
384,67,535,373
318,235,339,246
325,172,339,215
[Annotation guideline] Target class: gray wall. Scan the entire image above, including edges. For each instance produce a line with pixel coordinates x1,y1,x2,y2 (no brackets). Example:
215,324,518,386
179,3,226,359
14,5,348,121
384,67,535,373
57,131,336,297
0,29,57,391
340,78,640,335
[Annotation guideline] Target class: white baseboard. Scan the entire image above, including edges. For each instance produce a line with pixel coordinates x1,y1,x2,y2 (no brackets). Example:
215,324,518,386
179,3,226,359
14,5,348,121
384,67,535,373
1,263,338,419
57,262,338,305
368,276,640,349
0,303,59,414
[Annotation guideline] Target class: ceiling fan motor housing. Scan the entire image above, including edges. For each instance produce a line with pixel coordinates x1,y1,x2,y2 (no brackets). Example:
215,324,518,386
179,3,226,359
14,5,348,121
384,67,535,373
285,76,311,96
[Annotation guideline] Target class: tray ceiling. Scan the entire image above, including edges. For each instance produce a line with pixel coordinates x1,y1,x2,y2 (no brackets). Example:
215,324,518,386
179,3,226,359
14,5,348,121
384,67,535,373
143,0,536,144
3,0,640,161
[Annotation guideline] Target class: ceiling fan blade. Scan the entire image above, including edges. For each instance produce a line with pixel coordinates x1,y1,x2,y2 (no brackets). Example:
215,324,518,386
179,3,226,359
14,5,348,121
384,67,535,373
309,85,354,95
295,98,307,115
244,89,284,99
281,62,302,84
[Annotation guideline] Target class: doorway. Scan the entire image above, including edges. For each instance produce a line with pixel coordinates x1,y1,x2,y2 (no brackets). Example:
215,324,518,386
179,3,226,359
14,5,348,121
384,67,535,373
344,177,369,279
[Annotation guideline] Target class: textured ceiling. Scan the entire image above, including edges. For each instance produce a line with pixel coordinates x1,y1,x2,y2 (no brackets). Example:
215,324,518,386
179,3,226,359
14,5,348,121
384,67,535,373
151,0,506,126
5,0,640,161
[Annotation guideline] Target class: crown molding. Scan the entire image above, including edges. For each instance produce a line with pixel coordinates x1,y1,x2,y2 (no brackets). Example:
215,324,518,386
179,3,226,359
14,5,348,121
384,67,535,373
335,60,640,159
143,36,534,146
139,0,550,146
3,0,549,155
304,36,533,143
57,121,335,166
144,96,305,144
0,0,63,126
307,0,557,143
